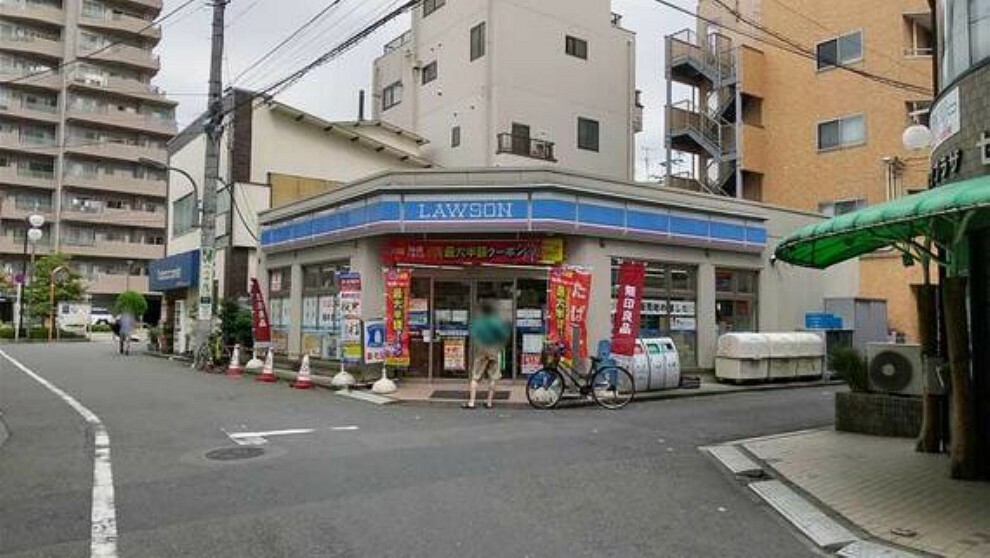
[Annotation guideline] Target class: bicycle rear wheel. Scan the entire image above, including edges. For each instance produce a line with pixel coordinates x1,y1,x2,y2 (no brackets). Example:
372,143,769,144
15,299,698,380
591,366,635,410
526,368,564,410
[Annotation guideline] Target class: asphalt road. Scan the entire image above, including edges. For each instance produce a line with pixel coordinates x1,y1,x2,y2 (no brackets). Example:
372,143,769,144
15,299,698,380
0,342,840,558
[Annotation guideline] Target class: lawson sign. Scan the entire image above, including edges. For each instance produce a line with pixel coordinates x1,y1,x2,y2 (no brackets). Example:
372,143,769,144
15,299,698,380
150,250,200,292
404,199,527,222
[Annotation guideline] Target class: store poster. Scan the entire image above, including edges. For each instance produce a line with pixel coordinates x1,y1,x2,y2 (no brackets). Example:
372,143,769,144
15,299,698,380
384,268,412,367
318,296,336,329
302,297,319,330
521,353,542,375
364,320,386,364
338,273,363,363
443,338,466,371
280,299,291,329
409,298,430,329
611,261,646,357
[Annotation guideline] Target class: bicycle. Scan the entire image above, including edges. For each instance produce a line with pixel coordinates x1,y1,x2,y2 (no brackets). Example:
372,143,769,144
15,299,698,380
192,332,232,373
526,342,636,410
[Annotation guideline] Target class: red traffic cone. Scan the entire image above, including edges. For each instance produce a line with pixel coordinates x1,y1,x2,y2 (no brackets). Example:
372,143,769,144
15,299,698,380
226,344,243,377
293,355,314,390
256,348,277,383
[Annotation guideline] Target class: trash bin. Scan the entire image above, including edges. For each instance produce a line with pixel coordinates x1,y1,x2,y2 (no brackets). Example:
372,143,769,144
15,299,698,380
598,338,681,391
716,333,771,381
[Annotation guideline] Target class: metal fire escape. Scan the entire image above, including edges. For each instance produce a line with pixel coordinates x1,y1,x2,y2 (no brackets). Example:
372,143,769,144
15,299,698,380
664,29,740,197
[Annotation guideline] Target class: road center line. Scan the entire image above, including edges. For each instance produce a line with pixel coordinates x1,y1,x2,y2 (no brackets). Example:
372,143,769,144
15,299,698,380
0,348,117,558
227,428,316,439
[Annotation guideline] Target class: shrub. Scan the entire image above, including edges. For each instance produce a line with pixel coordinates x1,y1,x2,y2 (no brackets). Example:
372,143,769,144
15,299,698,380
114,290,148,318
829,346,870,392
91,324,113,333
0,327,84,340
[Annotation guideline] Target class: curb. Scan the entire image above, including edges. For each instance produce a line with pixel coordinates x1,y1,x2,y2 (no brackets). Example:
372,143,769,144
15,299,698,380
0,411,8,451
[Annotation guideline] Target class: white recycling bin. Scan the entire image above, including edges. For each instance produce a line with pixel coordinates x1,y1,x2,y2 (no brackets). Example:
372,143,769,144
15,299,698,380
614,338,681,392
716,333,771,381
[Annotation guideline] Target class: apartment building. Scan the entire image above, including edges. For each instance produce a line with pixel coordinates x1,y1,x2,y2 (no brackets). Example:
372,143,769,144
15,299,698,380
0,0,175,306
664,0,933,340
372,0,643,181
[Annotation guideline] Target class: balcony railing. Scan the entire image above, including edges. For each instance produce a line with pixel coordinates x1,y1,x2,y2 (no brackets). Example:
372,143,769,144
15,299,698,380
384,30,412,54
903,46,934,57
495,134,557,162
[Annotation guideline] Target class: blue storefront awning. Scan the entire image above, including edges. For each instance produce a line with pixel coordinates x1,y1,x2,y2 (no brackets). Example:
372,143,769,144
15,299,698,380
150,250,200,292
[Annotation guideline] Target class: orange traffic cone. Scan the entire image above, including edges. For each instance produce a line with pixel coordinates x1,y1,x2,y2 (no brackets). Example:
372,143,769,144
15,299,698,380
256,348,277,383
293,355,314,390
226,344,243,377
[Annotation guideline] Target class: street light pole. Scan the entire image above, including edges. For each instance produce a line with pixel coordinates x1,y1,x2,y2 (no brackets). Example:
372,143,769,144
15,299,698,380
16,214,45,341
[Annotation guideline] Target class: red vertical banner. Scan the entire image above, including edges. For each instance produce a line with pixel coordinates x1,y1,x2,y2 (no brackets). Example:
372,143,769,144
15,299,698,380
384,268,412,367
547,267,572,350
250,278,272,347
569,269,592,359
611,261,646,356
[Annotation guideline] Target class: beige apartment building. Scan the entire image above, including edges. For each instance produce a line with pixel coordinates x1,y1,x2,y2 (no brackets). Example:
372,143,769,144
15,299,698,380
0,0,175,306
665,0,933,340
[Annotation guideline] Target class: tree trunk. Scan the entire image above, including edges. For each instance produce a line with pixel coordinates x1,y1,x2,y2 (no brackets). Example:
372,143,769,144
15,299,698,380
945,277,978,479
914,284,945,453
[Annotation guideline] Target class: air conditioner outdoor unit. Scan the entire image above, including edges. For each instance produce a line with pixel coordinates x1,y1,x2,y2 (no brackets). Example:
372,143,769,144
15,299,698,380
866,342,923,396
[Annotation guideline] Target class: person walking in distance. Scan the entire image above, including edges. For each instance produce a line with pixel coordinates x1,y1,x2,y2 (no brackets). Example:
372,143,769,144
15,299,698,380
463,302,510,409
117,312,135,355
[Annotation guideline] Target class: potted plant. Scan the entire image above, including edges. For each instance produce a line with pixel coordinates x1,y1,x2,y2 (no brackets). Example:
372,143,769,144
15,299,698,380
832,346,922,438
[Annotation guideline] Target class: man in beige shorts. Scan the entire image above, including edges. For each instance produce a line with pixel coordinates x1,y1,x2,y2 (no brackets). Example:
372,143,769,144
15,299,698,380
463,302,510,409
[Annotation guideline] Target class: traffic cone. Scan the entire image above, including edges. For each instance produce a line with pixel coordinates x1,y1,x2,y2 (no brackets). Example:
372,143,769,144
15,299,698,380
293,355,314,390
256,348,277,383
226,344,243,377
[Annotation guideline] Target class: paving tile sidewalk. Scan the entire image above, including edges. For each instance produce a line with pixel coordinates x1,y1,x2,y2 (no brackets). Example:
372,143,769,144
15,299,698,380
743,429,990,558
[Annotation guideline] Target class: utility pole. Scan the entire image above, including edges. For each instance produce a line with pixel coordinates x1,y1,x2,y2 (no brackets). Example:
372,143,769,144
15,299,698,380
196,0,228,351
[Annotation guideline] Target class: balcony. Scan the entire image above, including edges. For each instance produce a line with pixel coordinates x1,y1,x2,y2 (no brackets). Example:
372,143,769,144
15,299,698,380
0,201,53,222
79,43,160,72
86,273,150,295
0,165,55,189
0,68,62,90
61,240,164,260
0,33,64,59
80,12,161,42
115,0,163,11
666,29,736,87
67,106,176,136
0,0,64,27
495,134,557,162
68,72,173,104
0,130,56,153
0,96,60,124
666,100,735,157
383,30,412,55
61,206,166,229
0,234,51,255
64,139,166,164
62,171,165,198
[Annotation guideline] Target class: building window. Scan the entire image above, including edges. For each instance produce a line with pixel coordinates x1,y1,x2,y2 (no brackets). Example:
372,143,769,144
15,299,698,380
611,259,699,368
565,35,588,59
423,0,445,17
470,22,486,61
937,0,990,87
904,13,934,56
906,100,932,127
421,61,438,85
816,31,863,69
172,193,197,236
577,117,600,152
451,125,461,148
817,114,866,151
382,81,402,111
716,269,759,335
819,198,867,217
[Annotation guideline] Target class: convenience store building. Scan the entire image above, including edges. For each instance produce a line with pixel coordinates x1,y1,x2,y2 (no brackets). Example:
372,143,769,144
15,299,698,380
258,168,857,376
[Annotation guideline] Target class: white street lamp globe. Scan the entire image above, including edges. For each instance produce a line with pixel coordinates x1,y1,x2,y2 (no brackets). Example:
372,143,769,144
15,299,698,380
27,214,45,228
903,124,934,151
26,227,43,243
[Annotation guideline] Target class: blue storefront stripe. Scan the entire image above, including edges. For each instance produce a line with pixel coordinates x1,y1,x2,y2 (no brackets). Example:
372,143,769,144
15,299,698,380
149,250,200,292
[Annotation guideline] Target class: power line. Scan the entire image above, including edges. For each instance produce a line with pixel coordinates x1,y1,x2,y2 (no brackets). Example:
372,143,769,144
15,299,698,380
1,0,201,87
653,0,932,96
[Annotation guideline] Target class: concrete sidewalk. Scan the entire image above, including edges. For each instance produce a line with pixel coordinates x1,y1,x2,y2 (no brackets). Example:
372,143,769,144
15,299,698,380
741,429,990,558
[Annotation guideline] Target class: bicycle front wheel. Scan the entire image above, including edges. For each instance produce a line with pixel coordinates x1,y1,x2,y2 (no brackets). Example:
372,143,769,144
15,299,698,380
591,366,635,410
526,368,564,410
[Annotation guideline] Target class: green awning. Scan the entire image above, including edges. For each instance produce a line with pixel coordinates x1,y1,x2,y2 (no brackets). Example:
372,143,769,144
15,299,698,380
775,174,990,269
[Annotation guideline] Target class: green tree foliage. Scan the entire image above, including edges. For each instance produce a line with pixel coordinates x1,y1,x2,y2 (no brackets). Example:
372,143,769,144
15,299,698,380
828,346,870,393
219,298,254,347
24,253,85,320
114,290,148,318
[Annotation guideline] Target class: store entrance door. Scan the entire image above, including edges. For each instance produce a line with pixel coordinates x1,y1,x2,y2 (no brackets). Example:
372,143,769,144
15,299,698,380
475,280,516,380
434,280,473,379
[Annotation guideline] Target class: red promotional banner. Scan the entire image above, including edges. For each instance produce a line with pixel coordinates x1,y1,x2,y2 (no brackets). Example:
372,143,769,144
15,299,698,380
611,261,646,356
383,268,412,367
250,278,272,347
385,238,565,267
546,266,592,360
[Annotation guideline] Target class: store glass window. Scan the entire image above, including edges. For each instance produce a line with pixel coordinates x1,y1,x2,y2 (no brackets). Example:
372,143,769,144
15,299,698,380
715,269,759,335
938,0,990,87
611,259,698,368
301,261,349,360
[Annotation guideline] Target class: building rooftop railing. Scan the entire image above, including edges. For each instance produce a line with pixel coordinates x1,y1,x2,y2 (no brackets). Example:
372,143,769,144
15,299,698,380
384,30,412,55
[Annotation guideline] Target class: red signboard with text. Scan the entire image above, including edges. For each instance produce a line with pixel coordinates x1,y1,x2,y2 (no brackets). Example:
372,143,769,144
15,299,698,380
385,238,564,267
546,266,592,360
610,261,646,356
383,268,412,367
250,278,272,347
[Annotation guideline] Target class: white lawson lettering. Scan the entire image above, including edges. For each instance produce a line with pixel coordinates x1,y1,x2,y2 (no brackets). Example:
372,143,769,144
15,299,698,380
416,202,515,220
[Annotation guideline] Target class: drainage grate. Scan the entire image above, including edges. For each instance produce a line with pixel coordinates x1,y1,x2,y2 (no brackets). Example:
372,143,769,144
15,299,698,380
205,447,265,461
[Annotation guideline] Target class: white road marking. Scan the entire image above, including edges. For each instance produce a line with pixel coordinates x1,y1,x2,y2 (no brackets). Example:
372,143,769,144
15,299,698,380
0,349,118,558
331,426,359,431
224,426,358,445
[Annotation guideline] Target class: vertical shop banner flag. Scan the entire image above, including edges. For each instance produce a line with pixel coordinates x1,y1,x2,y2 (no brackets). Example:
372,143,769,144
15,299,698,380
249,278,272,347
383,268,412,367
569,269,592,359
610,261,646,356
547,267,572,350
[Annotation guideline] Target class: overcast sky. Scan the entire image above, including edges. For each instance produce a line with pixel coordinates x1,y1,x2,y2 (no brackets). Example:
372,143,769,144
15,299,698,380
156,0,696,180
